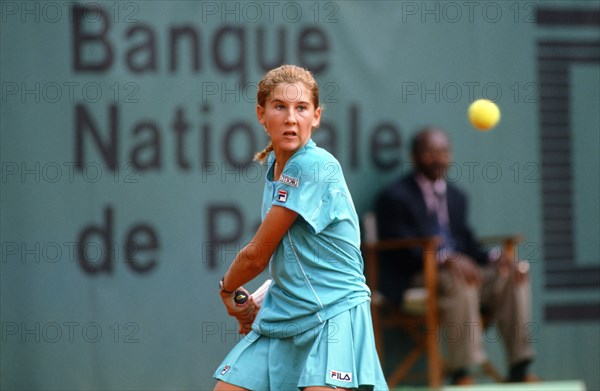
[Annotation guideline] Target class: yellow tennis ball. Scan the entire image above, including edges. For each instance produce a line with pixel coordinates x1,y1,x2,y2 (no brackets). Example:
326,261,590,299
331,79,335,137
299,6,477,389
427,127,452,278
468,99,500,131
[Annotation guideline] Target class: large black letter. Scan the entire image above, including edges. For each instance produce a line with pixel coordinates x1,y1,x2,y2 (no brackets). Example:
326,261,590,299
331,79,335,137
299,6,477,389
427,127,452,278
125,24,157,73
77,206,114,275
257,27,286,72
370,123,402,170
223,121,256,168
312,121,337,157
72,4,113,71
297,27,329,74
172,107,191,170
131,121,161,170
75,104,118,171
125,224,159,273
206,205,244,269
169,25,201,72
212,26,247,86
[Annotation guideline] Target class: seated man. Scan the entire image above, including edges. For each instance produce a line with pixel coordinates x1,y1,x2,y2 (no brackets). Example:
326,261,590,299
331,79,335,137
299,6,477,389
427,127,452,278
375,127,535,385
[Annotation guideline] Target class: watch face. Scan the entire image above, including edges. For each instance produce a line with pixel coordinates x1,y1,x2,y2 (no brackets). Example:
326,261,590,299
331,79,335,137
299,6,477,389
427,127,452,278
220,277,235,294
219,277,230,292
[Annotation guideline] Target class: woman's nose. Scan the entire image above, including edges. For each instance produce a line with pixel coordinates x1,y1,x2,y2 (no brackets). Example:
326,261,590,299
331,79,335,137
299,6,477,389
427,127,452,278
285,108,297,124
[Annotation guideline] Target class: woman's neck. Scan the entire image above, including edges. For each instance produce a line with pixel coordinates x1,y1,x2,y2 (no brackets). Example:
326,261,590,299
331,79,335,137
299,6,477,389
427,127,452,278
272,149,293,180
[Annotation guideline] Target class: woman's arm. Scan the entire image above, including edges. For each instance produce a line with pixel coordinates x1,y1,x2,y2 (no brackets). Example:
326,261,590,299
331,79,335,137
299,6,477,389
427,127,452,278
221,205,298,292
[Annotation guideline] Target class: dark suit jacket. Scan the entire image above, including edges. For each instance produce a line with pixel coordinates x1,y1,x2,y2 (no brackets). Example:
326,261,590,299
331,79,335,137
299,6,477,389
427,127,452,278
375,173,489,303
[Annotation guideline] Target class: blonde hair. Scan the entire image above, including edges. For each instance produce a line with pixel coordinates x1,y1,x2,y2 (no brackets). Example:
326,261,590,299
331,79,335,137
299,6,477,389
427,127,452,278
254,65,320,164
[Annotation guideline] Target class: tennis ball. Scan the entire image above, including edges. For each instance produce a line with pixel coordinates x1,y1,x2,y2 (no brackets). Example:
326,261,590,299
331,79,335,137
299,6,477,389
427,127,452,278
468,99,500,131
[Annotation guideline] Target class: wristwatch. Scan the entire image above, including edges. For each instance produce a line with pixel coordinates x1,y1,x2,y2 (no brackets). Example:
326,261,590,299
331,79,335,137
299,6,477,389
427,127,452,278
219,276,234,294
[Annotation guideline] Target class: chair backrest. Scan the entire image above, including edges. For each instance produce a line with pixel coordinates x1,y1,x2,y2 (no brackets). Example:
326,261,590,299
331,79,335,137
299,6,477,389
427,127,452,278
363,211,378,244
362,211,445,387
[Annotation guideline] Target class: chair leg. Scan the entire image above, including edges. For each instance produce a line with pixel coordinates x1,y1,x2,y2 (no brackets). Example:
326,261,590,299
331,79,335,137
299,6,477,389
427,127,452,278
387,345,424,389
425,323,443,387
481,360,504,383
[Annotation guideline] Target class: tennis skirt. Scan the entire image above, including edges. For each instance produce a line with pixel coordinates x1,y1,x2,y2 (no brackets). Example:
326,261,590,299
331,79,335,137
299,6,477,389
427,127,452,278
213,300,388,390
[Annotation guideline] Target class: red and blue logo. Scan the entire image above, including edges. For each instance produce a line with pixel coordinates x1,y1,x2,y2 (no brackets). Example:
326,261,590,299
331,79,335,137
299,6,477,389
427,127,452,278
330,370,352,382
277,189,288,203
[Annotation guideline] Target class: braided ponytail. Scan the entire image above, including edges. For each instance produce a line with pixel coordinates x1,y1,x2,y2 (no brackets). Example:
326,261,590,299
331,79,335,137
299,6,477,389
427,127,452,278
253,141,274,164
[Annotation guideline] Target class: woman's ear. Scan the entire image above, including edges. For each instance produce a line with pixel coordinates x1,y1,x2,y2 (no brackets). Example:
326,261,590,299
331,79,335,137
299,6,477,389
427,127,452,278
312,106,322,129
256,105,266,127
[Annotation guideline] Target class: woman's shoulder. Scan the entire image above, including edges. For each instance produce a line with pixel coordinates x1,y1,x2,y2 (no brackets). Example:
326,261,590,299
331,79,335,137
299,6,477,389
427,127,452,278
281,140,345,187
292,140,340,167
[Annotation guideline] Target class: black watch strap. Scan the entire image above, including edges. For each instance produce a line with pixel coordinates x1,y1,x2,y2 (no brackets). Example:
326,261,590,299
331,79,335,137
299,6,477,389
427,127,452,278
220,276,234,294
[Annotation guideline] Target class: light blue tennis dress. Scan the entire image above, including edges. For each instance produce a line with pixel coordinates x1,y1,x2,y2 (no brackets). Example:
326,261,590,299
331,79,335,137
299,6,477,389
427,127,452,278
213,139,388,390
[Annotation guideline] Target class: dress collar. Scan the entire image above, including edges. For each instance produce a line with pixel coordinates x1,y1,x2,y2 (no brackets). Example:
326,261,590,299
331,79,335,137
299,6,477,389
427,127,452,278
266,139,315,181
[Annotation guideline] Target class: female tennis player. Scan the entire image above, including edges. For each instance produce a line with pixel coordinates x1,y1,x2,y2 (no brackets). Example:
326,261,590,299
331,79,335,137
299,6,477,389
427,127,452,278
213,64,387,391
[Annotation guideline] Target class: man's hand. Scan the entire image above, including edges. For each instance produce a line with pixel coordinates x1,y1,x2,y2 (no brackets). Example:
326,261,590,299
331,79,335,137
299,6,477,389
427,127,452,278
442,252,481,285
497,252,529,284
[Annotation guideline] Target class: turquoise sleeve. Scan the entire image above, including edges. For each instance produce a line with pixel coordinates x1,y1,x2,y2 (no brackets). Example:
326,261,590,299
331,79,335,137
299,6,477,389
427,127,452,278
271,155,344,234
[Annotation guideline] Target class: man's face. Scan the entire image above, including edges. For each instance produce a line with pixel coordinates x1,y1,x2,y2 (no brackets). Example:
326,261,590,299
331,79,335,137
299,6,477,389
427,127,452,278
414,131,451,181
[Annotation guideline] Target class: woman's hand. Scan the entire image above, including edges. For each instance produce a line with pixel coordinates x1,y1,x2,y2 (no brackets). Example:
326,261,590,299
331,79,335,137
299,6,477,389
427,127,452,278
220,287,259,335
